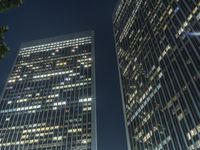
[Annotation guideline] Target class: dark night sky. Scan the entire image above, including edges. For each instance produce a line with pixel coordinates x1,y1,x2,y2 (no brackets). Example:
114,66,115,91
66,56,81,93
0,0,128,150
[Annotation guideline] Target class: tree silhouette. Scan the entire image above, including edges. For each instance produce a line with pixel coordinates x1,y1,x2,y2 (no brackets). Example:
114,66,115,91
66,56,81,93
0,0,23,58
0,0,22,13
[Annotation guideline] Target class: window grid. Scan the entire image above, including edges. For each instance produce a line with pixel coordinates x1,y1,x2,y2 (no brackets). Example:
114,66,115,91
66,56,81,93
113,0,200,150
0,32,97,150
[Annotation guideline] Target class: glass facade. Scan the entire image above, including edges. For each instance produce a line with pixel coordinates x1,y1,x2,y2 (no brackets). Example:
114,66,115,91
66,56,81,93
113,0,200,150
0,31,97,150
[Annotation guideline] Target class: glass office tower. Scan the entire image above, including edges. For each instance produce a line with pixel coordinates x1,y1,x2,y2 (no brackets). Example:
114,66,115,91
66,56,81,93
113,0,200,150
0,31,97,150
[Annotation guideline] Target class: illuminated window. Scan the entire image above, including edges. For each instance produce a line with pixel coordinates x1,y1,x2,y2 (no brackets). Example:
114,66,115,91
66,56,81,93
53,136,63,141
53,101,66,106
5,118,10,121
68,128,82,133
79,97,92,103
7,101,12,104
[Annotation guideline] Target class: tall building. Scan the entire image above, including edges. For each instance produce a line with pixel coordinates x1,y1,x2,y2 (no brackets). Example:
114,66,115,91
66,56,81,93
113,0,200,150
0,31,97,150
